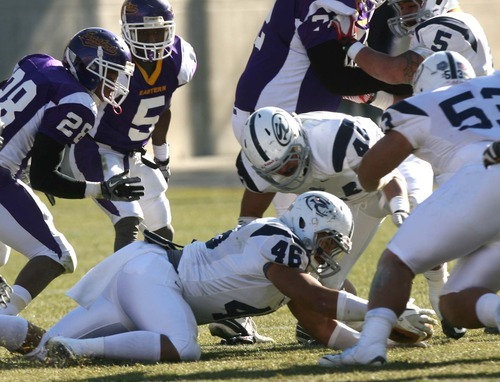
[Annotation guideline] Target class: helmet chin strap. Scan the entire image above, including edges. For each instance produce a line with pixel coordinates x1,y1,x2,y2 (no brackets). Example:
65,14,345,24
113,105,123,115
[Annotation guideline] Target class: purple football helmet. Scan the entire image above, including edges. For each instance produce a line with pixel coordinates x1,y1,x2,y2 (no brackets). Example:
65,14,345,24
120,0,176,61
63,28,135,108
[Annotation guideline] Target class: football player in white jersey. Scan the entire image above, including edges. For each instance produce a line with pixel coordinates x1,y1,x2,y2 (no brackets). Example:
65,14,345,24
343,0,493,86
0,28,142,316
0,191,435,364
341,0,494,338
238,106,412,291
220,0,424,343
319,52,500,367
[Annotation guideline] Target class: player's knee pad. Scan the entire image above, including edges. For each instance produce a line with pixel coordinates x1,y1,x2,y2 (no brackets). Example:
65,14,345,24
141,192,171,230
114,217,141,251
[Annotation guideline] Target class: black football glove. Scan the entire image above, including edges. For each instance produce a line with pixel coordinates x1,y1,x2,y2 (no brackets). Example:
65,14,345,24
101,171,144,202
483,141,500,168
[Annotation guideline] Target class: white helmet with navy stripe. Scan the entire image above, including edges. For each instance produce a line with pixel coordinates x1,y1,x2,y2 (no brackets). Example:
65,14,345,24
281,191,354,278
241,107,311,191
412,51,475,94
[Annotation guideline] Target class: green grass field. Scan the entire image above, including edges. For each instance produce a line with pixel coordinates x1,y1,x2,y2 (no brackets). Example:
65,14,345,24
0,188,499,381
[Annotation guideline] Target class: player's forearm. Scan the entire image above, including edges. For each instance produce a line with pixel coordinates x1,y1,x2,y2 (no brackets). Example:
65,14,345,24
348,44,425,85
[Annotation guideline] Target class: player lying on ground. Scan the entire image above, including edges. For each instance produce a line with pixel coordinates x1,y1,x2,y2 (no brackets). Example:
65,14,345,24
0,191,434,364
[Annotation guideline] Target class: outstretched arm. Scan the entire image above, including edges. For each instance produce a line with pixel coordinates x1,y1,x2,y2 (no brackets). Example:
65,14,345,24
345,43,430,85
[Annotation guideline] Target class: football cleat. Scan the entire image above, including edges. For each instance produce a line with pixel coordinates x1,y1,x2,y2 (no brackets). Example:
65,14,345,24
318,344,387,367
441,320,467,340
208,317,274,344
484,327,499,335
0,275,13,309
295,323,321,346
46,337,79,366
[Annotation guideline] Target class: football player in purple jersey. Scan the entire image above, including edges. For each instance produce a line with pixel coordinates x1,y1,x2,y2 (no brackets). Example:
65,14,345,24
66,0,197,252
212,0,416,345
0,28,141,316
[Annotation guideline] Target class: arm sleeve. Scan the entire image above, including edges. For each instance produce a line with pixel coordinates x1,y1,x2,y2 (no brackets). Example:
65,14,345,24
307,40,413,96
29,132,87,199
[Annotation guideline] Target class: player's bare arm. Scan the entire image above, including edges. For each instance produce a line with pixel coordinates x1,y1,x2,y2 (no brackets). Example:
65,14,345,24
264,262,339,318
239,189,276,221
353,48,425,85
357,131,414,192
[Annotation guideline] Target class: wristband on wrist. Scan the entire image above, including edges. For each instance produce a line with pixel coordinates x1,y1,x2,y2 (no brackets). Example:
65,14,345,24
153,143,169,162
347,42,365,61
85,181,103,198
389,195,410,214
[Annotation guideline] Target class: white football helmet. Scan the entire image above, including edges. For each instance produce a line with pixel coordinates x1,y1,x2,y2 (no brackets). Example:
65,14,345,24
412,51,475,94
387,0,460,37
281,191,354,278
241,107,311,192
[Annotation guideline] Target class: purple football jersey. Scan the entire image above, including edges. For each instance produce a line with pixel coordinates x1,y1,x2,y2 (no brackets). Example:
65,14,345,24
0,54,97,176
235,0,360,114
89,36,197,153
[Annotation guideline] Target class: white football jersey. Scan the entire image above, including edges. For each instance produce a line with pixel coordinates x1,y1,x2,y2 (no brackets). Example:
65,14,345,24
67,218,310,325
381,71,500,184
239,111,383,203
179,218,309,324
410,12,494,77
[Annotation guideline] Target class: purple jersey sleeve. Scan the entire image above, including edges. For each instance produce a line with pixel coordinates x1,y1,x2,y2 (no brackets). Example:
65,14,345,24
0,54,96,175
234,0,357,115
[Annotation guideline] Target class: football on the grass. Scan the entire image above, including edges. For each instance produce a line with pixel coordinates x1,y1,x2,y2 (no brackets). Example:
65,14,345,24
389,322,433,344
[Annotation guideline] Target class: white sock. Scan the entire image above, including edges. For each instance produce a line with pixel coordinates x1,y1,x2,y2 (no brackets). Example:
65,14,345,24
327,321,360,350
358,308,397,348
0,285,32,316
336,290,368,322
423,263,448,319
0,315,28,351
475,293,500,328
102,331,161,361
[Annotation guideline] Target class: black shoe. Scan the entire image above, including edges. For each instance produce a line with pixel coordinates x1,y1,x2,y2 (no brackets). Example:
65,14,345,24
484,326,499,335
441,320,466,340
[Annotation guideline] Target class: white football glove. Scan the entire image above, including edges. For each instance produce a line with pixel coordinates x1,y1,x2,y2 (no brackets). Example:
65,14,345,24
396,300,437,340
389,196,410,227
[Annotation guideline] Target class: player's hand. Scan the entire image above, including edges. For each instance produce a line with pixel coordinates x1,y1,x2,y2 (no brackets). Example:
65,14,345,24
399,307,437,337
483,141,500,167
101,171,144,202
331,14,357,40
154,157,171,183
343,93,376,104
392,210,409,227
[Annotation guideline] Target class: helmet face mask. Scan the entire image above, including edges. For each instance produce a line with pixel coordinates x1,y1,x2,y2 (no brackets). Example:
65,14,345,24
121,0,176,61
388,0,459,37
242,107,311,192
280,191,354,278
412,51,475,94
63,28,135,109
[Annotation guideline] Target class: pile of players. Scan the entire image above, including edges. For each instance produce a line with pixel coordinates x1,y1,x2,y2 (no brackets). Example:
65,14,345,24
0,0,498,367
